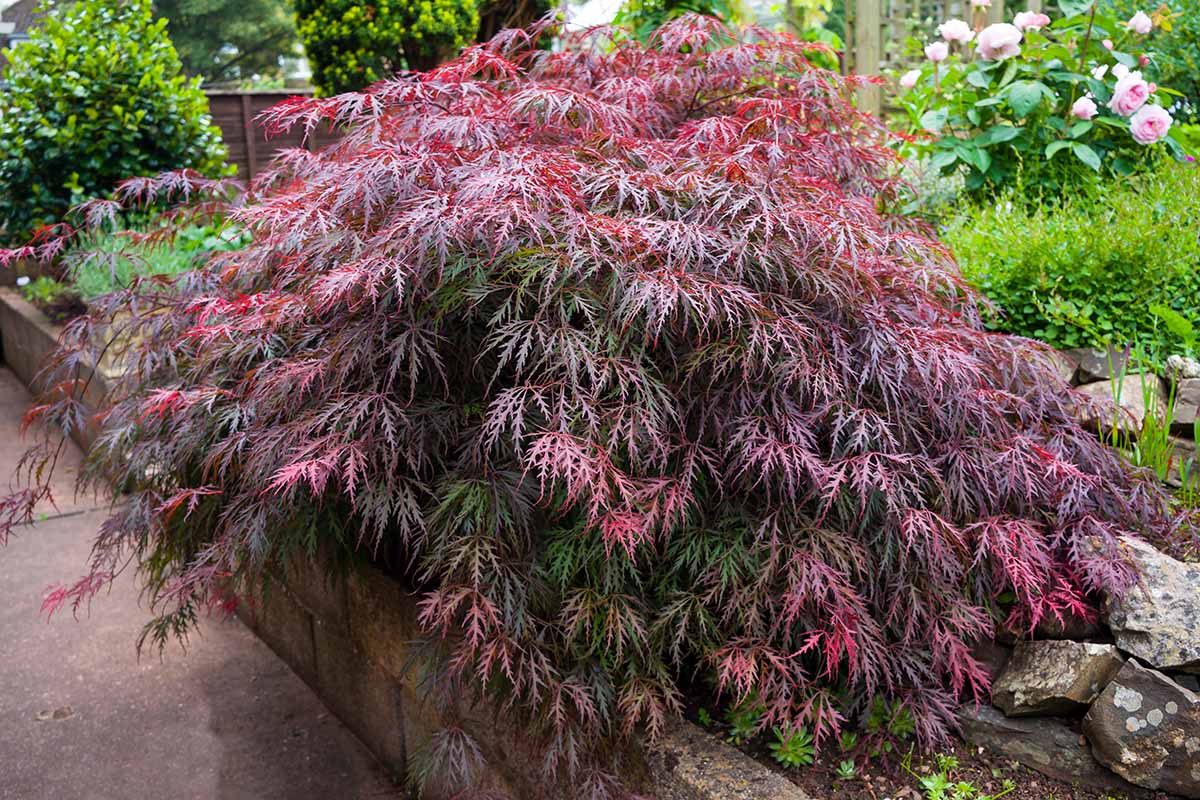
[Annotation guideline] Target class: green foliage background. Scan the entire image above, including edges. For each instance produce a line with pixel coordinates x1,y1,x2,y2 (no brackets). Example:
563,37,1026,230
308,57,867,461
0,0,227,241
154,0,300,84
296,0,480,94
946,163,1200,354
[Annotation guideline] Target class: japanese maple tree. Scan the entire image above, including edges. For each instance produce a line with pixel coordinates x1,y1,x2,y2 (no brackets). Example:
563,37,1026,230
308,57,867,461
0,15,1181,796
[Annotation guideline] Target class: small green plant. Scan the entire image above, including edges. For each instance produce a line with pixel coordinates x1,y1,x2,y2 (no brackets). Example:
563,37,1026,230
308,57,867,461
907,753,1015,800
724,698,764,746
1150,304,1198,355
17,276,84,322
839,731,859,752
18,276,69,306
865,696,916,755
768,725,816,768
696,707,713,728
835,759,857,780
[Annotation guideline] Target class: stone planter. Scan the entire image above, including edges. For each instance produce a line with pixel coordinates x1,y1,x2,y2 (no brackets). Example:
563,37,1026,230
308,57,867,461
241,555,812,799
0,288,109,451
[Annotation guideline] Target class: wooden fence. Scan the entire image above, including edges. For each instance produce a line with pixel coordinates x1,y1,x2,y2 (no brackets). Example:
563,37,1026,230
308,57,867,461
845,0,1044,113
204,90,343,180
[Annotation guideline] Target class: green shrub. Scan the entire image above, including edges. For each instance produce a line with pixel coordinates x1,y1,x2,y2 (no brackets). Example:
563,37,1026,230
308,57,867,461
946,163,1200,353
296,0,480,95
0,0,227,242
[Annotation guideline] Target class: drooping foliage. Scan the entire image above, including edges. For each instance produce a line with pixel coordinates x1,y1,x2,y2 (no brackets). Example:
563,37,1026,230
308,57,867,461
0,16,1184,796
0,0,227,241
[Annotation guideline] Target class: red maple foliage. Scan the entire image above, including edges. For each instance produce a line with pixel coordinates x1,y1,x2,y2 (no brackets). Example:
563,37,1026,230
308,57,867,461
0,16,1180,795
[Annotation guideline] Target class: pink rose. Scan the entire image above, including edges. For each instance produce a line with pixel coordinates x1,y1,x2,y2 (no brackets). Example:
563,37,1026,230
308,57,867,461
970,0,991,7
937,19,974,43
1138,54,1150,66
899,69,922,89
1091,64,1109,79
1129,104,1172,144
1112,63,1130,78
1072,96,1098,120
976,23,1022,60
1103,38,1114,50
925,41,949,62
1013,11,1050,31
1126,11,1152,34
1108,70,1150,116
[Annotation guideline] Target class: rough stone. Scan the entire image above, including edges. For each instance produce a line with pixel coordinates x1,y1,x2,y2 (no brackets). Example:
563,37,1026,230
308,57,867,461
958,704,1150,797
1105,537,1200,673
1083,659,1200,797
1074,375,1167,435
1167,354,1200,381
1069,346,1131,383
992,640,1124,716
648,719,815,800
1173,379,1200,433
1045,349,1079,385
1165,436,1198,489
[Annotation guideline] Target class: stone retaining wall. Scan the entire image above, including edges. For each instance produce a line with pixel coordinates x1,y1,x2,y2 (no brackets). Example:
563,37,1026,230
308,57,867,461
241,554,812,799
0,288,108,451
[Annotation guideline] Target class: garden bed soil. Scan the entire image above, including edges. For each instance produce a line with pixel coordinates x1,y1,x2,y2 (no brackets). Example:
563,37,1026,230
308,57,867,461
745,735,1178,800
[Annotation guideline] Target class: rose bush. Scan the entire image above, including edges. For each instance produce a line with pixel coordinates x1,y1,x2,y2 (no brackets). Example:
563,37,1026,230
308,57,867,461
894,0,1190,195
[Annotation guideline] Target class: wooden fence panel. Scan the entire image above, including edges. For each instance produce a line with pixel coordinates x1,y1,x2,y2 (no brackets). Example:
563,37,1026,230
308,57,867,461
205,90,344,180
846,0,1008,114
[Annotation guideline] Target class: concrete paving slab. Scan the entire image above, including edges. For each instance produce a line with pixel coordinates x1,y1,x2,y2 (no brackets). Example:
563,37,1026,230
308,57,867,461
0,367,401,800
0,367,103,519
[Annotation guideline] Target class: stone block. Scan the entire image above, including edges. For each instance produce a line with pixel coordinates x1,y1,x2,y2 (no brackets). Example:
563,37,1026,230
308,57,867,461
1173,378,1200,434
1068,346,1130,383
1074,375,1166,436
312,622,408,778
347,566,422,683
648,719,815,800
283,552,350,631
1104,537,1200,673
255,581,317,687
1083,660,1200,797
992,641,1123,716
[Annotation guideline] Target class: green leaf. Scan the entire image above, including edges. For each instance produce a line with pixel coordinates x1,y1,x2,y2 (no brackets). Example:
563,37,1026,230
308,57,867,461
930,150,958,169
1069,120,1094,137
1072,141,1102,171
955,141,992,174
920,108,949,132
1058,0,1093,15
998,60,1019,88
1008,81,1047,118
977,125,1022,145
966,70,992,89
1045,140,1073,158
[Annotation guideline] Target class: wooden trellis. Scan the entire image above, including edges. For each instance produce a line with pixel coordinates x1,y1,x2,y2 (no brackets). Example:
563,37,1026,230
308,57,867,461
844,0,1047,113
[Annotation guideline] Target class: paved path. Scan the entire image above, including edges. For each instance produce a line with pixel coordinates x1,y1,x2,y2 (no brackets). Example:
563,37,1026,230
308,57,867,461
0,368,400,800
